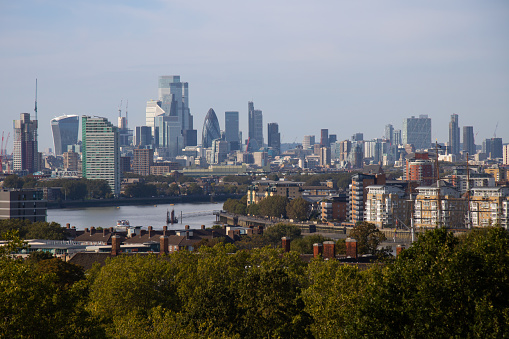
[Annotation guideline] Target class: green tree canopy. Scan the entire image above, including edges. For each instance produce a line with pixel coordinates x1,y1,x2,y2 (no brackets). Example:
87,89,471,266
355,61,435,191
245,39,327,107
349,221,387,255
257,195,288,218
286,197,310,221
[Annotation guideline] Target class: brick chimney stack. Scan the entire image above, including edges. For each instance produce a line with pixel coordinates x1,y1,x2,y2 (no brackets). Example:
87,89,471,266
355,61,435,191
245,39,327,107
185,225,190,230
160,236,169,255
323,241,336,259
90,226,96,235
66,223,70,229
313,243,323,258
148,226,154,238
111,235,121,256
396,244,405,256
345,238,357,259
163,225,168,236
201,225,205,230
282,237,291,252
103,228,109,236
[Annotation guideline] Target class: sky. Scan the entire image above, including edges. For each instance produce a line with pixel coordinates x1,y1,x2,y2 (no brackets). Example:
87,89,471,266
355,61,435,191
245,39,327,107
1,0,508,152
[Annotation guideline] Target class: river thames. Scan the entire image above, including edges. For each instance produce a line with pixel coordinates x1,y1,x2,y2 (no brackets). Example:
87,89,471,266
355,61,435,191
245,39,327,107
47,202,224,230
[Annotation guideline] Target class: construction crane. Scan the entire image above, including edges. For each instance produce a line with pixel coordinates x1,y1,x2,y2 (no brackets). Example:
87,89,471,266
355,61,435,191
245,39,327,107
245,137,251,152
494,122,499,138
0,132,4,173
118,99,123,118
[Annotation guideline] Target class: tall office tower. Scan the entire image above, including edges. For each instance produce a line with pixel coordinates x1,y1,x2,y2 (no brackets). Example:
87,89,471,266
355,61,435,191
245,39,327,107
135,126,153,147
155,115,182,157
320,147,331,166
402,115,431,150
202,108,221,148
267,123,281,155
462,126,475,155
157,76,196,146
133,148,154,176
351,143,364,168
449,114,460,155
225,111,240,151
328,134,337,145
145,100,165,130
385,124,394,144
320,129,329,147
339,140,352,162
13,113,39,173
302,135,315,150
482,138,503,159
248,101,263,151
352,133,363,142
211,139,228,164
393,129,402,146
50,115,79,156
364,139,383,164
82,116,120,196
118,120,133,147
63,150,79,171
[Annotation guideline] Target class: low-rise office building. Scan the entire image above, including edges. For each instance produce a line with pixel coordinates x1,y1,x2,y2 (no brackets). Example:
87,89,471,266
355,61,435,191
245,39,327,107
0,189,47,222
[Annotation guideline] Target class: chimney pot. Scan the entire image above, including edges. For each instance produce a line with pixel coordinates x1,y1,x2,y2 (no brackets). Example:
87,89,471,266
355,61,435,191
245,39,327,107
313,243,323,258
160,236,169,255
185,225,190,230
396,244,405,256
345,238,357,259
281,237,291,252
111,235,121,256
323,241,336,259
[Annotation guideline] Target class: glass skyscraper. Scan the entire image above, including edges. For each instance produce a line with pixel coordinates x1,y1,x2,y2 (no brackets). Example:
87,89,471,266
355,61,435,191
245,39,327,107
248,101,263,152
50,115,79,155
267,122,280,155
82,116,120,196
157,75,196,147
202,108,221,148
402,115,431,151
225,111,240,151
449,114,460,155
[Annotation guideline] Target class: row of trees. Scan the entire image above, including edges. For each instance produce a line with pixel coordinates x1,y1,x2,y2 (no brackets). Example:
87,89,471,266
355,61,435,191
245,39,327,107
223,195,311,221
2,175,112,200
1,226,508,338
0,219,67,240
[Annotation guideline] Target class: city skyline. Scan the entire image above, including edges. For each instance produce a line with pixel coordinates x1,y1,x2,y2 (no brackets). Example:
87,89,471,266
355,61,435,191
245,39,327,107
1,1,508,151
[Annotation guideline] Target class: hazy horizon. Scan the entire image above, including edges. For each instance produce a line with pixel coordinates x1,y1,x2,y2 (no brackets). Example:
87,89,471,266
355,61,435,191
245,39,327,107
1,0,508,152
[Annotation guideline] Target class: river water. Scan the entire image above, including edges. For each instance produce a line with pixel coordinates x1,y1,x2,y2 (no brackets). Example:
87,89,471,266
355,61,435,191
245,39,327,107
47,202,225,230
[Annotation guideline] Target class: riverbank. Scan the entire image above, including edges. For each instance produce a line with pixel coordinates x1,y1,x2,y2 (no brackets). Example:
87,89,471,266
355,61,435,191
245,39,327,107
47,193,243,209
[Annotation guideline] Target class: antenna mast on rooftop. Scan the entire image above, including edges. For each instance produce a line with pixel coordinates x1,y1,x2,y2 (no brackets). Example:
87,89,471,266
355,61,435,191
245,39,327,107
34,79,38,121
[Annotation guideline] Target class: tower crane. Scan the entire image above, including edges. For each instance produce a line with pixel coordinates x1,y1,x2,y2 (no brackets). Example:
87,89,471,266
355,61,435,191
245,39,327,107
0,132,4,173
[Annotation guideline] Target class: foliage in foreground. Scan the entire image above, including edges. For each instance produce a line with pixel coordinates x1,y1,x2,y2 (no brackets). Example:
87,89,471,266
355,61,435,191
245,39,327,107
0,227,508,338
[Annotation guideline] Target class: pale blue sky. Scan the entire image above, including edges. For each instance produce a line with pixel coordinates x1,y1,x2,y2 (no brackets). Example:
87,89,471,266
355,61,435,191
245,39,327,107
1,0,508,151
